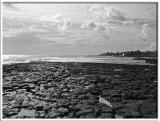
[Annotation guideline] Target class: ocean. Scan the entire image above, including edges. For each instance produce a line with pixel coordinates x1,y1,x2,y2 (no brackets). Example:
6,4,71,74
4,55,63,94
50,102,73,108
3,55,148,65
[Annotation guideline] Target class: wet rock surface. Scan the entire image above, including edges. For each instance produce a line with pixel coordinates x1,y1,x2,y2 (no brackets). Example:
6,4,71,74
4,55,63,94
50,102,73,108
3,62,157,118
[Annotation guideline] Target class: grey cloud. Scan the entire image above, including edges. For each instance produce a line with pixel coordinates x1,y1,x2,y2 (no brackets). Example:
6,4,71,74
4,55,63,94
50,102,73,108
81,19,113,39
3,24,48,38
3,3,19,11
145,42,157,51
81,19,97,29
136,24,150,41
89,6,126,22
89,5,155,27
105,7,126,21
40,14,72,32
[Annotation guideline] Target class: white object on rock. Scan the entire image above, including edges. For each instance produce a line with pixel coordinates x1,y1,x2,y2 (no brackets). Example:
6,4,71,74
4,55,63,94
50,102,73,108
99,95,113,108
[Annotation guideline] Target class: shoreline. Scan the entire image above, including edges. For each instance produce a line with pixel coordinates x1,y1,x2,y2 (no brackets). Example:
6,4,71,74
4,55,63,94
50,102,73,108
2,62,157,118
2,60,155,66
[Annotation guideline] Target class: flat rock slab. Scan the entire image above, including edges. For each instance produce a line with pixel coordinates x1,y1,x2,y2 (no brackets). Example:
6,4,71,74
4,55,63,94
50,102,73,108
17,109,35,118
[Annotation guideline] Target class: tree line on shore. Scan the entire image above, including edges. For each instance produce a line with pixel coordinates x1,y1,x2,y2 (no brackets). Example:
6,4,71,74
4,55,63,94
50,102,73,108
99,50,157,57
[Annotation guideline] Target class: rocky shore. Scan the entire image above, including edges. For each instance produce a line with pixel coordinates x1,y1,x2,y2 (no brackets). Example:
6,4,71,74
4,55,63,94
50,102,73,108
2,62,157,118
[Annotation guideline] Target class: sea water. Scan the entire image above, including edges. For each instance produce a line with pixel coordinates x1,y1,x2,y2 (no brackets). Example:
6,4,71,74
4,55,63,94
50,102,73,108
3,54,147,65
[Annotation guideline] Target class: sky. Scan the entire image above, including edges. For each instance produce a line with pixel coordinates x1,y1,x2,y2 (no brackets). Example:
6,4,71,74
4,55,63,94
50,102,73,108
3,3,157,56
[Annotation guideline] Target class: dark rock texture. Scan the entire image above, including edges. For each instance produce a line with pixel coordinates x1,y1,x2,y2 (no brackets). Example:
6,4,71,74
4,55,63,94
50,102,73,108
3,62,157,118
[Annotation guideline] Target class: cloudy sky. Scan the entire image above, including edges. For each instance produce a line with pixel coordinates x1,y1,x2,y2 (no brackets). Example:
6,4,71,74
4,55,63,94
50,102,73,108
3,3,157,55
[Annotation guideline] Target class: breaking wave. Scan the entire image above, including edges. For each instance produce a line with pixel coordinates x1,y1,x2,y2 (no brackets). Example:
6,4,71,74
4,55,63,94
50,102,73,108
3,55,147,65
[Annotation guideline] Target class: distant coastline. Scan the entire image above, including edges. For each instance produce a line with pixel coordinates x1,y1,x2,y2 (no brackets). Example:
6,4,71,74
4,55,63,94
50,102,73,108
99,50,157,64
